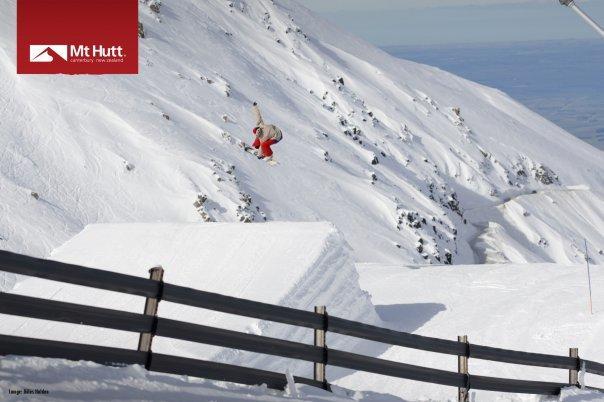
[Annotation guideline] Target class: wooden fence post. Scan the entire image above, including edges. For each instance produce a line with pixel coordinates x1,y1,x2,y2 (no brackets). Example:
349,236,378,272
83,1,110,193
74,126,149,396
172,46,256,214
569,348,579,387
458,335,469,402
314,305,327,388
138,266,164,369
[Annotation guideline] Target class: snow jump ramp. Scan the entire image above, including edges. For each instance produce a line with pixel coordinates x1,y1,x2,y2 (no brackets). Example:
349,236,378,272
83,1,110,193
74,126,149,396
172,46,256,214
1,222,379,377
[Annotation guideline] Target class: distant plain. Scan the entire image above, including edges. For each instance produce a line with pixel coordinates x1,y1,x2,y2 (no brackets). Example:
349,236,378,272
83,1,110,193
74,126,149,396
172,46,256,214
385,39,604,150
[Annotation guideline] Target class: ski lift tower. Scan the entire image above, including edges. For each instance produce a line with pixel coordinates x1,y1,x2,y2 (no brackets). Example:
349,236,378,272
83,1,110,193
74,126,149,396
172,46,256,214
559,0,604,38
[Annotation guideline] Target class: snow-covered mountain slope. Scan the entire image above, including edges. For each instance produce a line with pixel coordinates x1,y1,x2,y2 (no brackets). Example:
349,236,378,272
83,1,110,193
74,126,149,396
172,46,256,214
0,222,378,377
338,263,604,401
0,0,602,269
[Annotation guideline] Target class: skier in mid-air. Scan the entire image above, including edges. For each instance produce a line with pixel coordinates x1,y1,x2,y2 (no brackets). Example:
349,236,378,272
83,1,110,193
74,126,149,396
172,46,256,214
251,102,282,161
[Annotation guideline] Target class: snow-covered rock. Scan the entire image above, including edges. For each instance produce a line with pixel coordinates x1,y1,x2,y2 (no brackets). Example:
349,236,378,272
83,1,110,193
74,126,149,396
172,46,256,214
0,0,602,272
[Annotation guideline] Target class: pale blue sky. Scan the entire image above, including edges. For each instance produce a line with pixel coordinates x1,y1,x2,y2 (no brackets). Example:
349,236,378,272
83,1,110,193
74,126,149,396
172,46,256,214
302,0,604,45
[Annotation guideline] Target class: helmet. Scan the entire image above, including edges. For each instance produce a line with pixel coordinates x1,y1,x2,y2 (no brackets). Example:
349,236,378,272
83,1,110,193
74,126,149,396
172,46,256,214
253,127,262,135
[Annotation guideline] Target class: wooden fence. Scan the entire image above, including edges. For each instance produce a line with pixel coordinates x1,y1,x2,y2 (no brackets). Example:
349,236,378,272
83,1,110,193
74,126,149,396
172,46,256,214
0,250,603,401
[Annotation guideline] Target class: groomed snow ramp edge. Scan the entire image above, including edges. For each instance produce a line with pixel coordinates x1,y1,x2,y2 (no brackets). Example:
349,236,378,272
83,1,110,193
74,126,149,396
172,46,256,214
16,222,379,376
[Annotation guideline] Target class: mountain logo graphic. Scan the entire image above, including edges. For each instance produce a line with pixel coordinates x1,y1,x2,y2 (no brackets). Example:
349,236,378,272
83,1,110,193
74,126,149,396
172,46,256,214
29,45,68,63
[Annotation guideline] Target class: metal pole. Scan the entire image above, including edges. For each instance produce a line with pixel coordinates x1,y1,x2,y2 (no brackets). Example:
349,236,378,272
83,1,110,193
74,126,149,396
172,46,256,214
585,239,594,315
314,306,327,388
458,335,469,402
560,0,604,38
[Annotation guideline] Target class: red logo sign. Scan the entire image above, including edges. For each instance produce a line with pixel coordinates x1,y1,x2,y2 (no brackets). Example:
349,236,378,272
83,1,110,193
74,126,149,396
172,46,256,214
17,0,138,75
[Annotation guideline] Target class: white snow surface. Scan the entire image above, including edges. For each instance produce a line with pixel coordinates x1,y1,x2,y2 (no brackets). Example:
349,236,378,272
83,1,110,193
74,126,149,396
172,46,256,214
338,263,604,401
0,356,407,402
0,0,602,276
1,356,602,402
0,222,378,377
2,231,604,400
3,255,604,402
467,188,604,265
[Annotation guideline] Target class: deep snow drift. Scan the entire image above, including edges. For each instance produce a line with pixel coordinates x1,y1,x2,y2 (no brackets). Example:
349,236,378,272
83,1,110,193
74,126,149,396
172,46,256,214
0,222,378,377
0,0,602,274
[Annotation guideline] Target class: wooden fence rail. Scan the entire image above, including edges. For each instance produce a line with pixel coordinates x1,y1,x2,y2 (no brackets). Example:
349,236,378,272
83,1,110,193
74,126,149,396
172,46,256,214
0,334,324,390
0,250,602,399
